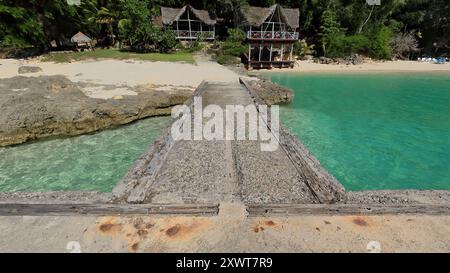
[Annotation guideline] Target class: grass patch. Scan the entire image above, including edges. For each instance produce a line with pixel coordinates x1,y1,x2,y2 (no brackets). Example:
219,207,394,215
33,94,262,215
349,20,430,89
40,48,195,63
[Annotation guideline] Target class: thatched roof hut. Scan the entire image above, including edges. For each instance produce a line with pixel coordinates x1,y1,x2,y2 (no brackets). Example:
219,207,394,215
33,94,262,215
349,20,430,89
241,5,300,70
241,4,299,29
160,5,216,26
156,5,216,40
71,32,92,44
70,32,93,50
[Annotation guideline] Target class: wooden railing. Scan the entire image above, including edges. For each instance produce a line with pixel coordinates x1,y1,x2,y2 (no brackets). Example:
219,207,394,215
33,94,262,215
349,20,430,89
173,30,215,40
246,31,299,41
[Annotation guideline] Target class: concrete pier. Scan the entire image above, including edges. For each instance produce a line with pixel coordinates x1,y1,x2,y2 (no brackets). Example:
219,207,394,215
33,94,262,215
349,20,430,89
113,80,345,205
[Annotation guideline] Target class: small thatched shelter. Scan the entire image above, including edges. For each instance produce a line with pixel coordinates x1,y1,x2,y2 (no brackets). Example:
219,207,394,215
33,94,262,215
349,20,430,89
157,5,216,40
71,32,93,50
240,4,300,69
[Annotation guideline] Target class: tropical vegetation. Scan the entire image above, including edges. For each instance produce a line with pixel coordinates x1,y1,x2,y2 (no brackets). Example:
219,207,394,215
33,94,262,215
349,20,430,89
0,0,448,60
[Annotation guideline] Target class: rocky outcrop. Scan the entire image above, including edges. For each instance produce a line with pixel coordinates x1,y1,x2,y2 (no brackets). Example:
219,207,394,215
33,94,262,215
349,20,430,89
0,75,192,147
247,79,294,105
314,54,364,65
18,66,43,74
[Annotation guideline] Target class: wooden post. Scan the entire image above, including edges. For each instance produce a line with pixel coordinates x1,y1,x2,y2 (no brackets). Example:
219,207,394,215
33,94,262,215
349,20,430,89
269,43,273,69
258,45,262,62
188,9,192,39
259,44,262,61
176,21,179,39
280,44,284,68
290,44,293,62
248,44,252,70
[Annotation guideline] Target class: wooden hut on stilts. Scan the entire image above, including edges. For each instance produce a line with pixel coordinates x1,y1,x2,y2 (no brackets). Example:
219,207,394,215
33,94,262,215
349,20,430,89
241,4,299,69
157,5,216,41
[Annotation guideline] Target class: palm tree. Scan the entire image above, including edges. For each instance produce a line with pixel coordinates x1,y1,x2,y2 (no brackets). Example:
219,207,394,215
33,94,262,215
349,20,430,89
89,7,115,46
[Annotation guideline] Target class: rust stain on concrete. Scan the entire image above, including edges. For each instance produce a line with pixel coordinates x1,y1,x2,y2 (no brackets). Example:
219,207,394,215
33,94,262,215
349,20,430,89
166,224,181,237
97,217,122,235
158,217,214,242
96,216,157,253
352,217,369,226
253,219,281,233
130,242,139,252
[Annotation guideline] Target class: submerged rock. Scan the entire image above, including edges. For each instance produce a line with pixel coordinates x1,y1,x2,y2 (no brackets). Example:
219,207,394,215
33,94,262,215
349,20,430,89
0,75,192,147
248,79,294,106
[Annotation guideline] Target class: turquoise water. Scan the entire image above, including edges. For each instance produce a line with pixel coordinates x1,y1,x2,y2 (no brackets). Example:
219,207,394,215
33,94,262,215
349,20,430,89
0,117,169,192
270,72,450,191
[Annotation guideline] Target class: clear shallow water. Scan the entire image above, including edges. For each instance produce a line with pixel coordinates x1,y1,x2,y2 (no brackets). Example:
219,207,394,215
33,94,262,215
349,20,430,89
0,117,169,192
269,72,450,191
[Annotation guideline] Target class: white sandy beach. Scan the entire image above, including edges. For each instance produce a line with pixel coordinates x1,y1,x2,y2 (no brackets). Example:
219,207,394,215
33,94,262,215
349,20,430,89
285,60,450,72
0,55,241,99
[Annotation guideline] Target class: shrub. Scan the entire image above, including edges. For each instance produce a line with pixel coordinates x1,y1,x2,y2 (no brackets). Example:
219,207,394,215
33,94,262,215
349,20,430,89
317,26,392,59
221,28,247,57
215,28,247,65
216,54,241,65
154,28,177,53
365,25,393,59
293,39,316,59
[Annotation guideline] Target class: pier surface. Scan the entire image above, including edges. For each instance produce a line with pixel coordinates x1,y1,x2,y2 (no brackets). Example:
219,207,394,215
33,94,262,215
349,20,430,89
113,80,344,206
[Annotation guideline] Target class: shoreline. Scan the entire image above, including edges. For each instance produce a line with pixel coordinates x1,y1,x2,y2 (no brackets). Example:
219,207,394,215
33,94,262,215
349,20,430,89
259,60,450,73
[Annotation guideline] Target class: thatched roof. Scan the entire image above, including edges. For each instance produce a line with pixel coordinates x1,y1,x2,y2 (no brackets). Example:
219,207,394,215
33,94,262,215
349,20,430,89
241,4,299,29
71,32,92,43
160,5,216,25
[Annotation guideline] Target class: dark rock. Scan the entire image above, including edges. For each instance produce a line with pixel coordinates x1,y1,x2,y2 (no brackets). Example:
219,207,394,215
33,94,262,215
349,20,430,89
314,54,364,65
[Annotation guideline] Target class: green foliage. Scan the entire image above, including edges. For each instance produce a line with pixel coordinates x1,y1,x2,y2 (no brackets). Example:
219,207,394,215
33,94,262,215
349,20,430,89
319,27,392,60
293,39,316,58
221,28,247,57
324,34,368,58
185,32,209,53
0,4,45,48
115,0,176,53
365,25,393,59
216,54,241,65
152,28,178,53
214,28,247,65
40,48,194,63
116,0,152,48
318,9,341,56
0,0,448,59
